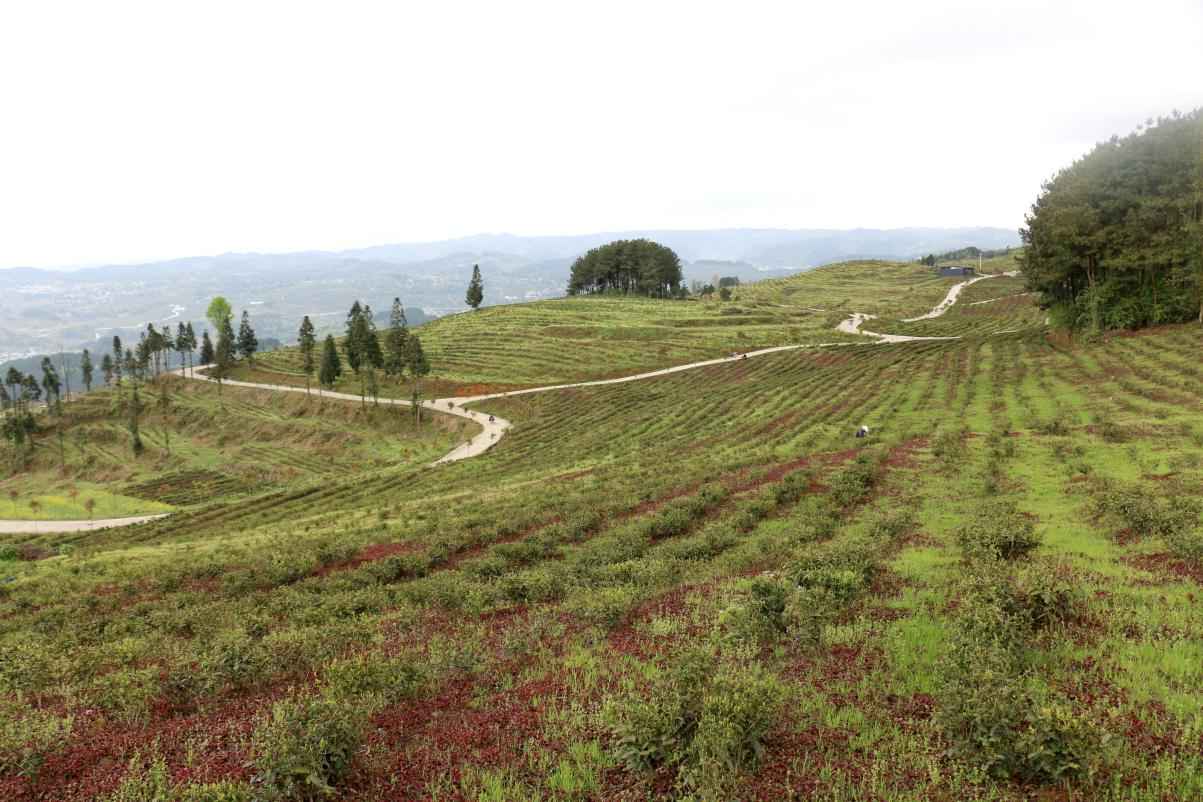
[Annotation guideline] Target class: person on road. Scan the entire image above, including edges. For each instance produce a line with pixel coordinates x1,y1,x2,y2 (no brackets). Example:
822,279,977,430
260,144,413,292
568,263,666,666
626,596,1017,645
488,415,495,422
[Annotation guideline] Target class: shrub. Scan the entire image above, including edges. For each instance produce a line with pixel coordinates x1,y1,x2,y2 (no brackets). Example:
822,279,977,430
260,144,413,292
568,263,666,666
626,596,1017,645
1092,482,1200,540
322,654,425,707
956,501,1040,561
1037,412,1073,436
563,585,641,629
1165,526,1203,563
104,752,172,802
932,427,966,466
609,648,711,773
1010,564,1082,631
0,698,73,780
250,694,366,801
1014,700,1103,783
936,570,1099,783
682,664,786,797
607,650,784,795
200,630,267,692
829,454,881,507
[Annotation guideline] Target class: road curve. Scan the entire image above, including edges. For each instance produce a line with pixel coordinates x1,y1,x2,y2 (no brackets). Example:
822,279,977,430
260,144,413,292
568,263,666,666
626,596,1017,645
0,514,169,534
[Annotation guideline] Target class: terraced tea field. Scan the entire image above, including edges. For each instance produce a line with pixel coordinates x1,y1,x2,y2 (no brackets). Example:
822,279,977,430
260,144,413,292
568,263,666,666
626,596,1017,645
3,261,1203,801
253,259,989,390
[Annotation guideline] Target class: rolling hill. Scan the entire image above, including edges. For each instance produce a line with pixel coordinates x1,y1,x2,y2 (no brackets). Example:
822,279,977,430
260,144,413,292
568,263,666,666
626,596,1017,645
2,258,1202,801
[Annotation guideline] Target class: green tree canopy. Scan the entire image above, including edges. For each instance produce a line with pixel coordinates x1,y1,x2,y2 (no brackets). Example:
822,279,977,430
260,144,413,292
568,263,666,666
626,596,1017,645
319,334,343,388
1021,109,1203,331
567,239,684,298
206,296,233,332
298,315,317,394
237,310,259,364
466,264,484,309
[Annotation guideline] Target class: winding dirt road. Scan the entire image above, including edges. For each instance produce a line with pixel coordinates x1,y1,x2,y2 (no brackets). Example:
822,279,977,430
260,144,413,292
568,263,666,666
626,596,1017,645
2,272,1020,532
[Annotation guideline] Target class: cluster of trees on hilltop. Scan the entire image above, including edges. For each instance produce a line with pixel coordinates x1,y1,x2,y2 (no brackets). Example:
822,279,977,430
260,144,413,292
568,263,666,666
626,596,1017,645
918,246,1016,266
1021,109,1203,332
567,239,685,298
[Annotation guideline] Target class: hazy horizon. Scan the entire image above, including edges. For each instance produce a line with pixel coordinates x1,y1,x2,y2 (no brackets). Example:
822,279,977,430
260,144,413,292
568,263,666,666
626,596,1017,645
2,225,1021,273
2,0,1199,269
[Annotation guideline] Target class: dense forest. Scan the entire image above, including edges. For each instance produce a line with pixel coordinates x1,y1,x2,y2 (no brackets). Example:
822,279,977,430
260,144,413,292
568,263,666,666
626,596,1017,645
567,239,685,297
1021,109,1203,331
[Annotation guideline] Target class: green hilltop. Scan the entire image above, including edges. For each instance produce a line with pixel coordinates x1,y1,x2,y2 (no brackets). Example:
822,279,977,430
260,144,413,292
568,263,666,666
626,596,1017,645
3,246,1203,800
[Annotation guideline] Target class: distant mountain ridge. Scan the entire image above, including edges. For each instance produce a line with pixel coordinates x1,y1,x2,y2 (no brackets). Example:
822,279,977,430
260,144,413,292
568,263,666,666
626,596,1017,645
2,227,1019,280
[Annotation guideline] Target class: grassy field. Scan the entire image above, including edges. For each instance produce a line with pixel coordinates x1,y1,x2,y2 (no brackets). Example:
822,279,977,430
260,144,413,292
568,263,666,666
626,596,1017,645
3,262,1203,801
0,378,470,525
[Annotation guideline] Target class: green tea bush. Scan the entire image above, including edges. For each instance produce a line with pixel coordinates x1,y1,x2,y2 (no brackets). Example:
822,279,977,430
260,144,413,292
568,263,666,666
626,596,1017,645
0,698,73,780
1010,563,1083,631
932,426,967,467
322,653,425,706
956,501,1040,561
563,584,641,628
200,630,267,692
681,664,786,797
250,693,367,801
1037,412,1073,436
609,648,711,773
86,666,159,722
936,570,1100,783
499,564,569,603
773,469,815,506
1091,481,1200,540
1014,699,1103,783
1166,526,1203,564
608,649,784,796
829,453,881,508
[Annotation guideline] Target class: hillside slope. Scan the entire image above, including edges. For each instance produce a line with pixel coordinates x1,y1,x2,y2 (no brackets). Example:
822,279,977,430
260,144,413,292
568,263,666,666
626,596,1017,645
3,261,1203,801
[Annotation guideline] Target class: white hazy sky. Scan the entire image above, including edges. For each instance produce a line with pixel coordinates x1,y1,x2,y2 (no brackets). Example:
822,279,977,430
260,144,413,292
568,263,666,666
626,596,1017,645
1,0,1200,269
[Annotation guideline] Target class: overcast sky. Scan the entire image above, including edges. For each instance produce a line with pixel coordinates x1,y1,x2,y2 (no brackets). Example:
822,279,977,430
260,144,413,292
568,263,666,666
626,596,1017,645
1,0,1200,269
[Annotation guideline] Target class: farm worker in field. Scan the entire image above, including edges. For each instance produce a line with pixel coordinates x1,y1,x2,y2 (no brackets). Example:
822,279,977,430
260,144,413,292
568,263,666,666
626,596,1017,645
856,425,870,439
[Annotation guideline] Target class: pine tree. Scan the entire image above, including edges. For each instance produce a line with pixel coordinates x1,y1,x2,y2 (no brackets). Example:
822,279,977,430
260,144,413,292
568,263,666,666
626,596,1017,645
200,331,215,365
237,310,259,366
466,264,484,309
156,380,172,456
405,335,430,428
112,335,124,386
145,324,160,376
213,317,236,398
101,354,114,387
298,315,317,396
124,348,138,387
81,349,94,393
345,301,364,373
185,322,197,375
384,297,409,380
40,357,61,415
319,334,342,389
362,305,384,369
128,382,144,455
136,333,153,378
176,323,189,375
